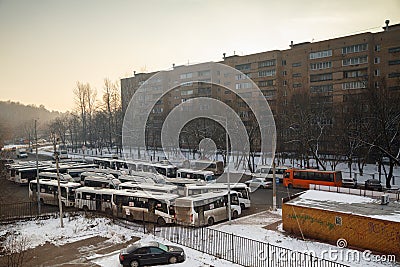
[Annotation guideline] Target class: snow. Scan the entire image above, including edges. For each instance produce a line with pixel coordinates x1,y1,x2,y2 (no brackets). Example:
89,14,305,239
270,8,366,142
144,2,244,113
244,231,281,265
296,190,376,204
1,212,398,267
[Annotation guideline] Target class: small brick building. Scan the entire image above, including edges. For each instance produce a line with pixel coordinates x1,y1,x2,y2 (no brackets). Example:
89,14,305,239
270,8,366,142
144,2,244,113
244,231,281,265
282,190,400,257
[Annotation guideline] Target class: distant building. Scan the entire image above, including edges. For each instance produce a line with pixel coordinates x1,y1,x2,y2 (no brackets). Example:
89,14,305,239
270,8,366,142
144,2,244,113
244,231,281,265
282,190,400,257
121,21,400,154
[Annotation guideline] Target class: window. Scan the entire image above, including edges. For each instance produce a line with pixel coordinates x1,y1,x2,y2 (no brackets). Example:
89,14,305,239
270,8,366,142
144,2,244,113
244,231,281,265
258,80,275,87
310,84,333,93
388,72,400,78
374,81,379,88
374,69,380,76
283,80,287,86
389,60,400,65
374,57,380,64
293,83,302,88
258,69,276,77
235,63,251,71
342,43,368,54
198,70,210,77
258,59,276,68
292,73,301,78
309,49,332,60
181,90,193,96
292,62,301,67
388,47,400,53
310,61,332,70
282,60,286,66
282,70,287,76
310,73,332,82
180,72,193,79
342,81,367,90
235,82,252,89
342,56,368,66
335,216,342,226
375,45,381,52
344,69,367,78
235,74,246,80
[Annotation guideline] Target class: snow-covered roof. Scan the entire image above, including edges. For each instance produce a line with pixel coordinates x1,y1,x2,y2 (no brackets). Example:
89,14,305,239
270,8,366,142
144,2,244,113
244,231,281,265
285,190,400,223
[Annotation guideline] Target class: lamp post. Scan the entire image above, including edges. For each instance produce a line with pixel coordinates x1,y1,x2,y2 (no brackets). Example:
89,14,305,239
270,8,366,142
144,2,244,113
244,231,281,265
213,115,231,224
35,120,40,215
52,134,64,228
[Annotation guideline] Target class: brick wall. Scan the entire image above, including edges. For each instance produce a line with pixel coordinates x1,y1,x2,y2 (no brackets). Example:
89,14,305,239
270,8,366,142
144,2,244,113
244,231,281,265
282,203,400,256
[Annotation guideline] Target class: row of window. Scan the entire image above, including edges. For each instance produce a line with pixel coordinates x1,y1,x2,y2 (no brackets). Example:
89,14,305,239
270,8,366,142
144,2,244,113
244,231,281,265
342,56,368,66
342,43,368,54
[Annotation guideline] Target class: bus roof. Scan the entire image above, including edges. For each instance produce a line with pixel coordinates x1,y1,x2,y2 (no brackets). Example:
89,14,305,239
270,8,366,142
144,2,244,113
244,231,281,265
178,168,214,175
30,179,81,187
176,190,236,202
75,187,118,194
115,189,179,201
185,182,247,189
119,182,177,190
287,168,341,173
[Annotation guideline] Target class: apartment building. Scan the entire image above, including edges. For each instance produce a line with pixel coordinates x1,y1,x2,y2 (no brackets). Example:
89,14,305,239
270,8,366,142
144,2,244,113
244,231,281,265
121,22,400,154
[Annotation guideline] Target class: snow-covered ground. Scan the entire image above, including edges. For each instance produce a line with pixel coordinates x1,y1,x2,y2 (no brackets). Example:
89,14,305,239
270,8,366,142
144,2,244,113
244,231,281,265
0,213,398,267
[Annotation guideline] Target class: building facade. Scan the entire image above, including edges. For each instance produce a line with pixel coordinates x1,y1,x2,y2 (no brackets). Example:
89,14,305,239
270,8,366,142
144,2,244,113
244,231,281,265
121,22,400,159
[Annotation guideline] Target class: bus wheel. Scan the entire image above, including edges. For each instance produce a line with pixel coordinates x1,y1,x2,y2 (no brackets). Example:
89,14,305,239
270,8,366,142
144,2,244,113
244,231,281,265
105,208,112,215
232,210,239,219
207,217,214,226
288,184,293,189
157,217,166,226
240,203,245,211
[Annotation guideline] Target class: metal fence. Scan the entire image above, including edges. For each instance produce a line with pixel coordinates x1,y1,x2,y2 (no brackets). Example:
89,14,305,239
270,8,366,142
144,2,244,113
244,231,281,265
0,202,70,222
157,226,349,267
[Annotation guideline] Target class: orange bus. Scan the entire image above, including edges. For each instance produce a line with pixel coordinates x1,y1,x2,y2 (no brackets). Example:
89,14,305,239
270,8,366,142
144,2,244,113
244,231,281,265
283,168,342,189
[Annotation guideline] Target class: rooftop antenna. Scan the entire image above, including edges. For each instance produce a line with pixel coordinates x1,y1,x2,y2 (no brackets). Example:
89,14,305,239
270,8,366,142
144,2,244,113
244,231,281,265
172,63,175,69
223,53,226,59
133,71,136,76
385,19,390,31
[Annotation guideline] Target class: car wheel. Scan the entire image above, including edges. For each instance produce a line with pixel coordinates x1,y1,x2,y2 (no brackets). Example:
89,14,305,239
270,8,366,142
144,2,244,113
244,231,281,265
157,217,166,226
130,260,140,267
208,217,214,226
232,210,239,219
169,256,177,264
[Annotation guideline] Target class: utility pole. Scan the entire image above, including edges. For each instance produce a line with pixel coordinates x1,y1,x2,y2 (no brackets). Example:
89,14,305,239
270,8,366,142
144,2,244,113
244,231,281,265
35,120,40,214
226,116,231,224
53,135,64,228
272,161,277,211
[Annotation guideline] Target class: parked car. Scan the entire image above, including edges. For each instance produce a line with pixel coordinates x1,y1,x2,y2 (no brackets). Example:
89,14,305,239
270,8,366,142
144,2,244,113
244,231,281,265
341,178,356,188
119,241,185,267
245,178,273,190
365,179,383,191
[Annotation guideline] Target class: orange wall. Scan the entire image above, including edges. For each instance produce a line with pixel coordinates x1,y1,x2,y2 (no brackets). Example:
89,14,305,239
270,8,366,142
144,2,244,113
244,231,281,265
282,203,400,256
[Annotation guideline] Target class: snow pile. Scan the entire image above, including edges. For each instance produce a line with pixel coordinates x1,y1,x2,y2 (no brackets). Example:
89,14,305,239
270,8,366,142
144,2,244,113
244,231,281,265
298,190,376,204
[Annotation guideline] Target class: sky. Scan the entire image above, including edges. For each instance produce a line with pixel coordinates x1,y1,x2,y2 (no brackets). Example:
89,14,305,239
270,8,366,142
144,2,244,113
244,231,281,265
0,0,399,112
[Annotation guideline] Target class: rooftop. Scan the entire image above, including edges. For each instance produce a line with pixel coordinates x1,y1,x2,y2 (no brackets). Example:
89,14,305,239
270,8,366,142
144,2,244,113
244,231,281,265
285,190,400,223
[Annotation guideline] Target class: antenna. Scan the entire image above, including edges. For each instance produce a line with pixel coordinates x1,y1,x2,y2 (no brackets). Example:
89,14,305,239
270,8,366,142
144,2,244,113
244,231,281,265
385,19,390,31
223,53,226,59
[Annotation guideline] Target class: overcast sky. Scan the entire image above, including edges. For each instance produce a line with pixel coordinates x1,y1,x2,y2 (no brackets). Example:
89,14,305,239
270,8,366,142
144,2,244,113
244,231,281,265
1,0,399,112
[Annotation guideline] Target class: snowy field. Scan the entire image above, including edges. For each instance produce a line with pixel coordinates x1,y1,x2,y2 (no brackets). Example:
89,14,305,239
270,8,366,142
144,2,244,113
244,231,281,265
0,212,398,267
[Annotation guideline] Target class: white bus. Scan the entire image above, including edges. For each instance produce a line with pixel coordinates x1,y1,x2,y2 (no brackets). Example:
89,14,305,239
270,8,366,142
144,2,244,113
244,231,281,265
80,171,115,184
113,190,178,225
83,175,121,189
14,167,39,185
126,161,178,178
177,169,216,183
174,190,241,227
185,160,224,176
252,165,289,183
183,183,251,209
38,172,75,182
118,174,155,184
75,187,115,213
29,179,81,207
151,163,178,178
118,182,178,195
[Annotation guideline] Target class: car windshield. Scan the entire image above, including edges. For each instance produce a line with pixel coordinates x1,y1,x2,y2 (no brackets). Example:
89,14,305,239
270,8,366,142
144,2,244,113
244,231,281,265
158,243,168,251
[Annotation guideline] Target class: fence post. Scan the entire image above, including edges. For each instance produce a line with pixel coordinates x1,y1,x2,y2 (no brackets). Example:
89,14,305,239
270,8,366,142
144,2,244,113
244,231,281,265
231,232,234,262
267,243,270,267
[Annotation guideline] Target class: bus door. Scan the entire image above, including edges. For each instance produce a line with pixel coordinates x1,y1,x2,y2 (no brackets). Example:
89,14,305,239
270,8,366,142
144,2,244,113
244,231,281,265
148,199,157,222
95,194,102,211
198,206,205,226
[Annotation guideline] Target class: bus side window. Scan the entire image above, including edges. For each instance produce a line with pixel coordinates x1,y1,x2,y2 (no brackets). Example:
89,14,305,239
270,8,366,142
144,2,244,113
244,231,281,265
294,172,301,179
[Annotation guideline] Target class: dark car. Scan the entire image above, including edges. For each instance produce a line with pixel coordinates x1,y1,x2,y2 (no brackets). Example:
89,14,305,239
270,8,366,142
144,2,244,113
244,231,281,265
341,178,356,188
119,241,185,267
365,179,383,191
